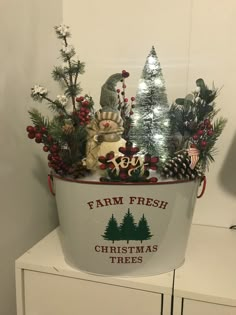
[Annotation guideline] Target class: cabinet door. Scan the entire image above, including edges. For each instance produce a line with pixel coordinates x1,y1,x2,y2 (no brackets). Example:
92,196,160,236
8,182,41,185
24,270,164,315
182,299,236,315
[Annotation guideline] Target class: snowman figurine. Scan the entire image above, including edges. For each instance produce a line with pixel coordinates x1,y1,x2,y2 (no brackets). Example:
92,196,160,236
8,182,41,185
86,109,126,170
86,72,127,171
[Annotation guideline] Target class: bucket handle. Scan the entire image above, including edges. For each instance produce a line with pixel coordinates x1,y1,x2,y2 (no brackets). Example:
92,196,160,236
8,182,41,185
197,176,206,198
48,174,55,196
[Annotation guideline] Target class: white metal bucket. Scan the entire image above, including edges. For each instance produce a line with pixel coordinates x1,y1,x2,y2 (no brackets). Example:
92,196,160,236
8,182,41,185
48,175,205,276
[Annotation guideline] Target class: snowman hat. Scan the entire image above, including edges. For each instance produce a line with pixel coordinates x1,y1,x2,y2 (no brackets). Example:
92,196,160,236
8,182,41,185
95,110,123,127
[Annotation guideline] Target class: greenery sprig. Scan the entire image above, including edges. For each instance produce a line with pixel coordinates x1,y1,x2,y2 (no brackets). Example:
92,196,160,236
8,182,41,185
26,25,94,177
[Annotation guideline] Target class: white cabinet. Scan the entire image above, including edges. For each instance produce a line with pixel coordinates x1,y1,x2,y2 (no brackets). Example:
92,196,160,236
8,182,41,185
24,270,165,315
16,225,236,315
15,228,173,315
174,225,236,315
181,299,236,315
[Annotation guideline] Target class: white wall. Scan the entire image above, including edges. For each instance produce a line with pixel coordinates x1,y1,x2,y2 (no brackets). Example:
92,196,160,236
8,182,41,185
63,0,236,228
1,1,235,314
0,1,62,314
188,0,236,227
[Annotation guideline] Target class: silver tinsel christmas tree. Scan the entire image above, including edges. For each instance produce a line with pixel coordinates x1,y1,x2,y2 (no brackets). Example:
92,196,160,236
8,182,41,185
130,46,170,163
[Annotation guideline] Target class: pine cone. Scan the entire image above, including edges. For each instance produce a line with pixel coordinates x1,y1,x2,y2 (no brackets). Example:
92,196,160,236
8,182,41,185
62,124,75,135
68,161,90,178
161,151,204,180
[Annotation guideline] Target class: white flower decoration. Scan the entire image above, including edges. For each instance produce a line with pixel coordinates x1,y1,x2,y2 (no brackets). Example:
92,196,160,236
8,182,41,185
55,24,70,37
57,95,68,106
31,85,48,96
61,44,74,55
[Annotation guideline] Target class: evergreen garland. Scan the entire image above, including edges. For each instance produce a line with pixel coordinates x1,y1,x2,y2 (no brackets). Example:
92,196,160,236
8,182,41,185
26,25,95,178
26,24,227,182
167,79,227,174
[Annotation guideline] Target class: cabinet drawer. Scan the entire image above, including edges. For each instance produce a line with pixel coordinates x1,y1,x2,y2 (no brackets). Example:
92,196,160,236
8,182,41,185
24,270,162,315
183,299,236,315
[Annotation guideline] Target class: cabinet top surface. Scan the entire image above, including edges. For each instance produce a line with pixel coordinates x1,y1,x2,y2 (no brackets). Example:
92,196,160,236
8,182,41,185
174,224,236,306
16,224,236,303
15,226,173,294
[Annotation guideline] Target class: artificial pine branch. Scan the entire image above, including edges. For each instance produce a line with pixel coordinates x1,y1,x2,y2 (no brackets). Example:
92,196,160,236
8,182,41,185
48,101,68,116
52,66,70,89
41,95,69,116
198,117,227,172
74,60,85,85
28,108,49,128
63,36,76,110
64,85,81,100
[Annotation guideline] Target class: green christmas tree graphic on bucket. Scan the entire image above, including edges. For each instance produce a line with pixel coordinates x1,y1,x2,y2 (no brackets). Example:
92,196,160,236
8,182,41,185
102,209,153,243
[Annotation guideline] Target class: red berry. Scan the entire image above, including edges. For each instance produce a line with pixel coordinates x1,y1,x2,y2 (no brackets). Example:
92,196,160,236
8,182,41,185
120,173,128,180
207,124,213,130
48,154,52,160
119,147,126,154
121,70,129,78
33,126,38,132
76,96,84,102
26,126,34,133
47,135,53,142
82,100,89,107
149,177,158,183
41,127,47,133
201,141,207,147
43,146,49,152
197,130,204,136
28,132,35,139
50,144,59,153
124,98,128,103
193,134,198,140
116,89,120,93
52,156,59,163
107,153,115,160
130,111,134,115
199,123,205,130
99,164,107,170
35,133,42,140
207,130,214,136
131,96,135,101
151,157,159,163
35,138,42,143
204,119,210,125
98,156,106,163
131,147,139,154
122,84,127,89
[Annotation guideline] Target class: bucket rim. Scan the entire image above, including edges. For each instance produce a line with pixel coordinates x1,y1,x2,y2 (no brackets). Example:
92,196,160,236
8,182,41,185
51,174,199,186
